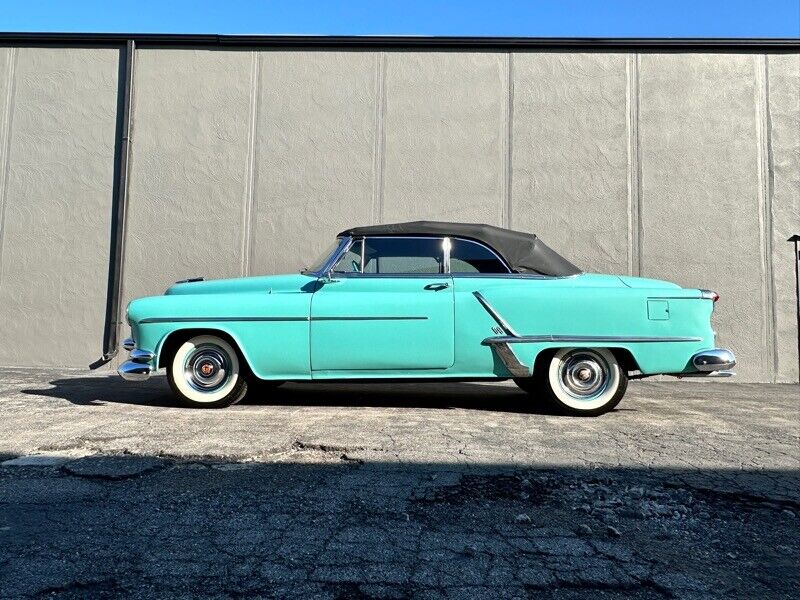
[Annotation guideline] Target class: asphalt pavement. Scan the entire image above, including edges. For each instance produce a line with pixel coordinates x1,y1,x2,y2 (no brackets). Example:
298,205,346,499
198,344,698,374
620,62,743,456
0,369,798,599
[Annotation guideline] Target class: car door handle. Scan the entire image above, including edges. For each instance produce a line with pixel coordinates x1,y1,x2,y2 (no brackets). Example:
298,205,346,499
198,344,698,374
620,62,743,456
424,282,450,291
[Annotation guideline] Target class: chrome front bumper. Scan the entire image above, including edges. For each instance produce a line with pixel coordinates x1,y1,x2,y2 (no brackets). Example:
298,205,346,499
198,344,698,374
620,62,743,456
118,338,154,381
688,347,736,376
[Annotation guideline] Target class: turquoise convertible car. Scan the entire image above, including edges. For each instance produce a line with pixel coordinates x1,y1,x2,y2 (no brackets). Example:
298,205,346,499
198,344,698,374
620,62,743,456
120,221,735,415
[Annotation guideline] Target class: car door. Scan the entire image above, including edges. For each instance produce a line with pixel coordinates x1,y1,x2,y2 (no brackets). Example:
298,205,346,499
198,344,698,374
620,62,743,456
310,236,454,372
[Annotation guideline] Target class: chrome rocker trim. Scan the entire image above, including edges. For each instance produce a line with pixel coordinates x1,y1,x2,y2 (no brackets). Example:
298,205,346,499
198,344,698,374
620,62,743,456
118,340,154,381
483,334,703,344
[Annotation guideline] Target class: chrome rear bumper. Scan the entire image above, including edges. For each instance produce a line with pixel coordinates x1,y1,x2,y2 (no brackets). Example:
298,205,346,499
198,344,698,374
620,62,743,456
689,348,736,375
118,340,154,381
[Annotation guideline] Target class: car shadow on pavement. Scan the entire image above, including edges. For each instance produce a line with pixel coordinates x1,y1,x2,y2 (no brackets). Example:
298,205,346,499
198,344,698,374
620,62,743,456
21,375,583,415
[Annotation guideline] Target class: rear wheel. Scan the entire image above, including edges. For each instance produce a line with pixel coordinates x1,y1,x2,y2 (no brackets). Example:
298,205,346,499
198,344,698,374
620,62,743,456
515,348,627,416
167,334,248,408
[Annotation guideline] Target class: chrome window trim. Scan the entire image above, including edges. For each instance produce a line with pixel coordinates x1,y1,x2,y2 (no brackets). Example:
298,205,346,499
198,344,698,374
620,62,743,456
448,237,512,274
446,273,569,280
310,234,575,280
356,235,448,276
304,236,353,277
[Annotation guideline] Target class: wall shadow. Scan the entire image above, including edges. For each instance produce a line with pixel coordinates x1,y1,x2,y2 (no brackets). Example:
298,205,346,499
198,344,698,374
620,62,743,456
0,454,797,598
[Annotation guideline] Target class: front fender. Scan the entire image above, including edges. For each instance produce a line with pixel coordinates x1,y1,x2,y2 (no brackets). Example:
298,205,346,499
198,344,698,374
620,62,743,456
127,291,312,380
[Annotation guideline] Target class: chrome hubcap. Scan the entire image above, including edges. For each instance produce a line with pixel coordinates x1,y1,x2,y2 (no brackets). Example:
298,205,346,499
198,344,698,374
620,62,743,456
559,351,609,400
184,345,231,392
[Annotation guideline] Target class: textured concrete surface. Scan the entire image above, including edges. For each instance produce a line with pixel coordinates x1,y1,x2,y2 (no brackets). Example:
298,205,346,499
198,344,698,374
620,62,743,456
512,53,631,275
768,54,800,383
0,47,119,367
0,369,798,598
123,49,254,307
252,51,378,276
381,52,507,225
0,47,797,382
638,54,769,382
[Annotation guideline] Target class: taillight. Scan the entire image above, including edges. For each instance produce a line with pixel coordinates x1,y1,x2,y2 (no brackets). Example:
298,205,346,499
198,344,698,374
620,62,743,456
700,289,719,302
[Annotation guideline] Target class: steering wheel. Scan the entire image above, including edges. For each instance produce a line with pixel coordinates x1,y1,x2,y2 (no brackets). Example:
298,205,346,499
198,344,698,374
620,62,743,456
352,260,359,272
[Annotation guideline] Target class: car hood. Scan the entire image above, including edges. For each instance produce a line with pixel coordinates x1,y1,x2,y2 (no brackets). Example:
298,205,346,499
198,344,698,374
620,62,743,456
164,273,318,296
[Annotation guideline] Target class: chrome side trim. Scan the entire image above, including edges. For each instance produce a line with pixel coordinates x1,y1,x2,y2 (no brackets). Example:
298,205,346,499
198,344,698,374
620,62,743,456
483,334,704,345
118,360,152,381
691,348,736,372
472,292,528,376
140,316,309,324
141,315,426,324
472,291,520,336
324,272,452,279
312,316,428,321
122,337,135,351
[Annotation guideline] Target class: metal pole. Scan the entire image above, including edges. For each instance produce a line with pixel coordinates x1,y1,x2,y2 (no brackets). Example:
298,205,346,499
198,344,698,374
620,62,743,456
790,234,800,383
90,40,135,369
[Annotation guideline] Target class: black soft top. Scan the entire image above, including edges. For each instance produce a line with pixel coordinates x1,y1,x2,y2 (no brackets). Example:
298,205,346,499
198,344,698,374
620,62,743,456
338,221,581,277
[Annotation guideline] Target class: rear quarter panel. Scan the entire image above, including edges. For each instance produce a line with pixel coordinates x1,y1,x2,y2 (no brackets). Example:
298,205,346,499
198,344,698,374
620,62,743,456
455,275,715,376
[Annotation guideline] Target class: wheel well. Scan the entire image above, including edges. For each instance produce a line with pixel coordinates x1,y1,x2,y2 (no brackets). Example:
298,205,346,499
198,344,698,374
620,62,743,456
532,347,640,376
608,347,641,374
157,328,250,373
532,348,557,376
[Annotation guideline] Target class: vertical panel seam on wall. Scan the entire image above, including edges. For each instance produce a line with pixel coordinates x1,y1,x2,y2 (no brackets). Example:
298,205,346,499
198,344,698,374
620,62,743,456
504,52,514,229
0,47,18,284
246,50,264,275
371,52,386,224
241,51,260,276
625,53,642,277
754,54,778,382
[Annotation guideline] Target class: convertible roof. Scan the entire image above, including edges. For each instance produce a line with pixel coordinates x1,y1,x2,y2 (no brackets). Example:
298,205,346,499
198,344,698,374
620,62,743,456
338,221,581,276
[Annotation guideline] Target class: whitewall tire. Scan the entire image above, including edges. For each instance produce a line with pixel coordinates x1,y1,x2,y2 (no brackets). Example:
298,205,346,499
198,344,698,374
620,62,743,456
544,348,627,416
515,347,627,416
167,335,248,408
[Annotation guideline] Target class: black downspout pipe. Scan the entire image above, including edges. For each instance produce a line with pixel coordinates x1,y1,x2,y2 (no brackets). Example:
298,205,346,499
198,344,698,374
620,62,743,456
790,234,800,383
90,40,135,370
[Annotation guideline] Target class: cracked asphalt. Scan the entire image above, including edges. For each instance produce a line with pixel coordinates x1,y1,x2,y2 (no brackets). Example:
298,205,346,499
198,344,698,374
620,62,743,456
0,369,798,599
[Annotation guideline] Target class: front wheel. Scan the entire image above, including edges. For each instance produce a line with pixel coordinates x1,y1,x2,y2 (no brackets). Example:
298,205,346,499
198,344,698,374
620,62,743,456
167,335,248,408
516,348,627,416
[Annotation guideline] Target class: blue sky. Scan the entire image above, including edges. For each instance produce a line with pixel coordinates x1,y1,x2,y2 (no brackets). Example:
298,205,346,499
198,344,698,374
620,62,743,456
2,0,799,38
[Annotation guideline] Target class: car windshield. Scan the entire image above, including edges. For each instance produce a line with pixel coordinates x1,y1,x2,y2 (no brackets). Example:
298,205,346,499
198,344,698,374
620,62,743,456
303,238,342,273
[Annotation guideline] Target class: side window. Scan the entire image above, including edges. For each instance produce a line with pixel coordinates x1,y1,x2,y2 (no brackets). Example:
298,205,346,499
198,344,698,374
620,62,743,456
363,238,444,274
449,239,510,274
332,239,363,273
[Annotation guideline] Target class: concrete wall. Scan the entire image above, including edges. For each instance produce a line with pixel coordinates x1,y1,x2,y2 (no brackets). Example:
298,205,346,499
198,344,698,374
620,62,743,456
0,47,120,367
0,45,797,382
